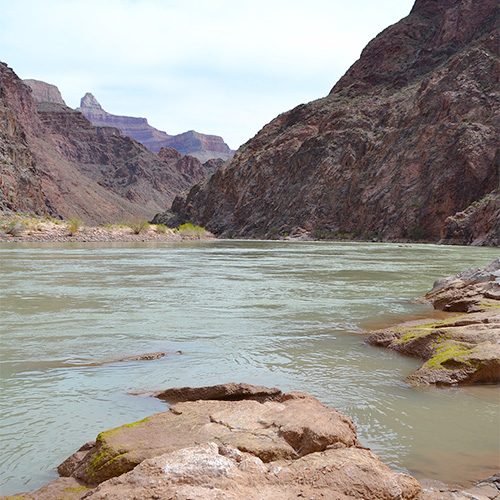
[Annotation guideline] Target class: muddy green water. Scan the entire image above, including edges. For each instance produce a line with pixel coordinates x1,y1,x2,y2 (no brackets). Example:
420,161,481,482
0,240,499,495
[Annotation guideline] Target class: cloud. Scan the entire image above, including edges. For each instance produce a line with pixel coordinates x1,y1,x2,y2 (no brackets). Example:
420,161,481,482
0,0,415,148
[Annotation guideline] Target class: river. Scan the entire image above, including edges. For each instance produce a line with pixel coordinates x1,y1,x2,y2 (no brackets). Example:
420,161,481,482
0,240,498,495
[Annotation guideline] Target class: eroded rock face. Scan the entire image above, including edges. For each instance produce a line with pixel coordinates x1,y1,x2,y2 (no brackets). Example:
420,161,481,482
81,442,421,500
0,64,47,215
160,0,499,244
1,64,214,224
23,79,66,106
367,259,500,386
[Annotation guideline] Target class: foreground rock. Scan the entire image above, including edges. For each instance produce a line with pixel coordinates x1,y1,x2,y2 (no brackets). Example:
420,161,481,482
368,259,500,385
7,385,423,500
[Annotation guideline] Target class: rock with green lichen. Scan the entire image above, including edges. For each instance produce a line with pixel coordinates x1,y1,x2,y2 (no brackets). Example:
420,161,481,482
367,259,500,386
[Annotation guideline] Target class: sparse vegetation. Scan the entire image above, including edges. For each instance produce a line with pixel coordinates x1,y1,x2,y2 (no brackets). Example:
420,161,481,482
155,223,167,234
67,216,83,235
128,220,150,234
174,222,210,238
5,219,26,236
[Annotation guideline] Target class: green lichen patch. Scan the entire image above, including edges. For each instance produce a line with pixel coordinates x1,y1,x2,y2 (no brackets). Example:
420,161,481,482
423,341,478,370
394,314,469,345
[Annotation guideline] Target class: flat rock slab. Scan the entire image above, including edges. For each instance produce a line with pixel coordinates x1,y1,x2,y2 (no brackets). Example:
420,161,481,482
66,391,360,485
154,381,283,402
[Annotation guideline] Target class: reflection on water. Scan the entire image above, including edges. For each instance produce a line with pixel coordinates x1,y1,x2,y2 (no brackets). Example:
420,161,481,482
0,240,498,494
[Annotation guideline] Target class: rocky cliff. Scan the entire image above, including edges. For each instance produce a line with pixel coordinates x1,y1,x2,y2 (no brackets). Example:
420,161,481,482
0,66,48,215
1,63,216,224
23,79,66,105
158,0,499,245
77,92,235,161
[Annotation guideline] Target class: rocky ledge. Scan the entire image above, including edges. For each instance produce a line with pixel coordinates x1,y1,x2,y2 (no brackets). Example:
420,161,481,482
6,383,423,500
367,259,500,386
3,383,499,499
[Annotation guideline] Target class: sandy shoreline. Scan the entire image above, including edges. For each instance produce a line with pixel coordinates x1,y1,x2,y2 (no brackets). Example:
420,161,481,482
0,216,215,243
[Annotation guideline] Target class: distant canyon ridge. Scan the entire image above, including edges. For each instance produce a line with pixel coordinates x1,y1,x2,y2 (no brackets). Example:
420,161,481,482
0,71,230,224
1,0,499,244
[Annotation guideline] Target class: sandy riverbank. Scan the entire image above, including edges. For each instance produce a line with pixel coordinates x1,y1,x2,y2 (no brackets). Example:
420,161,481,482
0,215,215,243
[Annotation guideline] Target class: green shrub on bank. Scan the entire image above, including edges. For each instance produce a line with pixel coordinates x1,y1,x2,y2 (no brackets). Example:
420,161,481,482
67,216,83,235
174,223,209,238
128,220,150,234
155,223,167,234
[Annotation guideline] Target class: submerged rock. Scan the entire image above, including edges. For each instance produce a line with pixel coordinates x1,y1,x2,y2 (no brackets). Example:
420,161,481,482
367,259,500,386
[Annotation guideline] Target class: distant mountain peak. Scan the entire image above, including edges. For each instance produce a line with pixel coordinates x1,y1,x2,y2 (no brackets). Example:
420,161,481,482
80,92,103,111
77,93,235,162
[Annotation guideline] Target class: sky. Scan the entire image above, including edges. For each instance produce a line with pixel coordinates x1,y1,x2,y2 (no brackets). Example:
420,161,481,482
1,0,415,150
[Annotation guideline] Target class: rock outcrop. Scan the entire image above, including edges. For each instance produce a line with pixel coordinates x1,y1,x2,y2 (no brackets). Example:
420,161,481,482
1,63,219,224
8,385,423,500
367,259,500,386
440,191,500,246
157,0,499,245
77,92,235,161
23,79,66,105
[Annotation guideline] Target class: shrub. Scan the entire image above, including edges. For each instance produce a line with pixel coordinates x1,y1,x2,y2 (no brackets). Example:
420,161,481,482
128,220,150,234
5,220,26,236
174,223,209,238
155,223,167,234
67,216,83,235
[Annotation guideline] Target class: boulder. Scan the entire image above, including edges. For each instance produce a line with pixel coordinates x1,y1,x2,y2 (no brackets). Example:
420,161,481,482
68,390,360,485
81,442,421,500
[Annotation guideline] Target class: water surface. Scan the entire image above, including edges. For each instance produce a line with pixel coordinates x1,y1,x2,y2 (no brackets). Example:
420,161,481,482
1,240,498,494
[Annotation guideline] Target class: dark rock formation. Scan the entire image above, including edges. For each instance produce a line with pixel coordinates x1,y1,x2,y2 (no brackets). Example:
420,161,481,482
440,190,500,246
1,63,218,224
77,92,235,161
155,382,283,402
159,0,499,244
367,259,500,386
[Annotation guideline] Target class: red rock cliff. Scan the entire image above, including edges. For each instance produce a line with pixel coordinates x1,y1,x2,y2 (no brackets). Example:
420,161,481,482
160,0,499,245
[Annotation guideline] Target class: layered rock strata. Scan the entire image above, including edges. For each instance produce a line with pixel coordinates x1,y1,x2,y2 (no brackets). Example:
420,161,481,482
367,259,500,385
7,385,423,500
77,92,235,161
1,63,219,224
157,0,499,245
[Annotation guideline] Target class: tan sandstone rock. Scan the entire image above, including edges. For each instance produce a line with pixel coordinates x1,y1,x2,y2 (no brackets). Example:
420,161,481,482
367,259,500,386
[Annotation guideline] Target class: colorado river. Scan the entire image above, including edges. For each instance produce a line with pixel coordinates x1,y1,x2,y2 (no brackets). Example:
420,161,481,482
1,240,498,495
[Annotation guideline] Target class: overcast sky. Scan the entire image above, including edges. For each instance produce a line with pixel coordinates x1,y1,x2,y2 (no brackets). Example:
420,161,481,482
1,0,415,149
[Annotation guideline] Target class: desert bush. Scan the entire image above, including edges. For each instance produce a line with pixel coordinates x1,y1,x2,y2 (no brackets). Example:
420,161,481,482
155,223,167,234
67,216,83,235
174,223,209,238
5,219,26,236
128,220,150,234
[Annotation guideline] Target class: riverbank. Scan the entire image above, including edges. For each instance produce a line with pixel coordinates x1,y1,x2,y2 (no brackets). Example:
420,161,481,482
0,214,214,242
